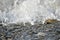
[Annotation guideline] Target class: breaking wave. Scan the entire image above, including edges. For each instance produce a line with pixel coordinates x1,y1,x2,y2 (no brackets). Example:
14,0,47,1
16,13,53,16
0,0,60,25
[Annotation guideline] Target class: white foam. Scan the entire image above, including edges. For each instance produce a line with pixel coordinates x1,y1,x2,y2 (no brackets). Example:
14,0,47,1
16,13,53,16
0,0,60,25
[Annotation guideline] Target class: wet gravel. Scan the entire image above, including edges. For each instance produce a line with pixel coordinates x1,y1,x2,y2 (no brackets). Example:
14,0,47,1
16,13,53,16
0,22,60,40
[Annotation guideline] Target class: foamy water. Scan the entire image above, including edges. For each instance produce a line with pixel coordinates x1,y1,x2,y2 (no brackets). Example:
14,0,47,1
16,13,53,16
0,0,60,25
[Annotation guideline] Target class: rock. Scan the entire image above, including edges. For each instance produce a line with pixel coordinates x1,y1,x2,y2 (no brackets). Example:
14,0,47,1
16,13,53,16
44,19,60,24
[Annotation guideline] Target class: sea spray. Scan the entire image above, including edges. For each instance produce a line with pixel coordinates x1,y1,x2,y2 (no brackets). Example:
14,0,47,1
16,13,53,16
0,0,60,25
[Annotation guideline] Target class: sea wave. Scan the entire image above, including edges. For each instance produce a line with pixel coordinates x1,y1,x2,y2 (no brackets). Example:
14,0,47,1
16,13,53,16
0,0,60,25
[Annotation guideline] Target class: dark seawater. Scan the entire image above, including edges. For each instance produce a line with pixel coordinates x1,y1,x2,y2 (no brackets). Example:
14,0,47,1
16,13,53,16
0,22,60,40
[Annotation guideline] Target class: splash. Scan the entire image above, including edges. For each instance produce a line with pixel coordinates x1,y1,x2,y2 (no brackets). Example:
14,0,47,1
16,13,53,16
0,0,60,25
